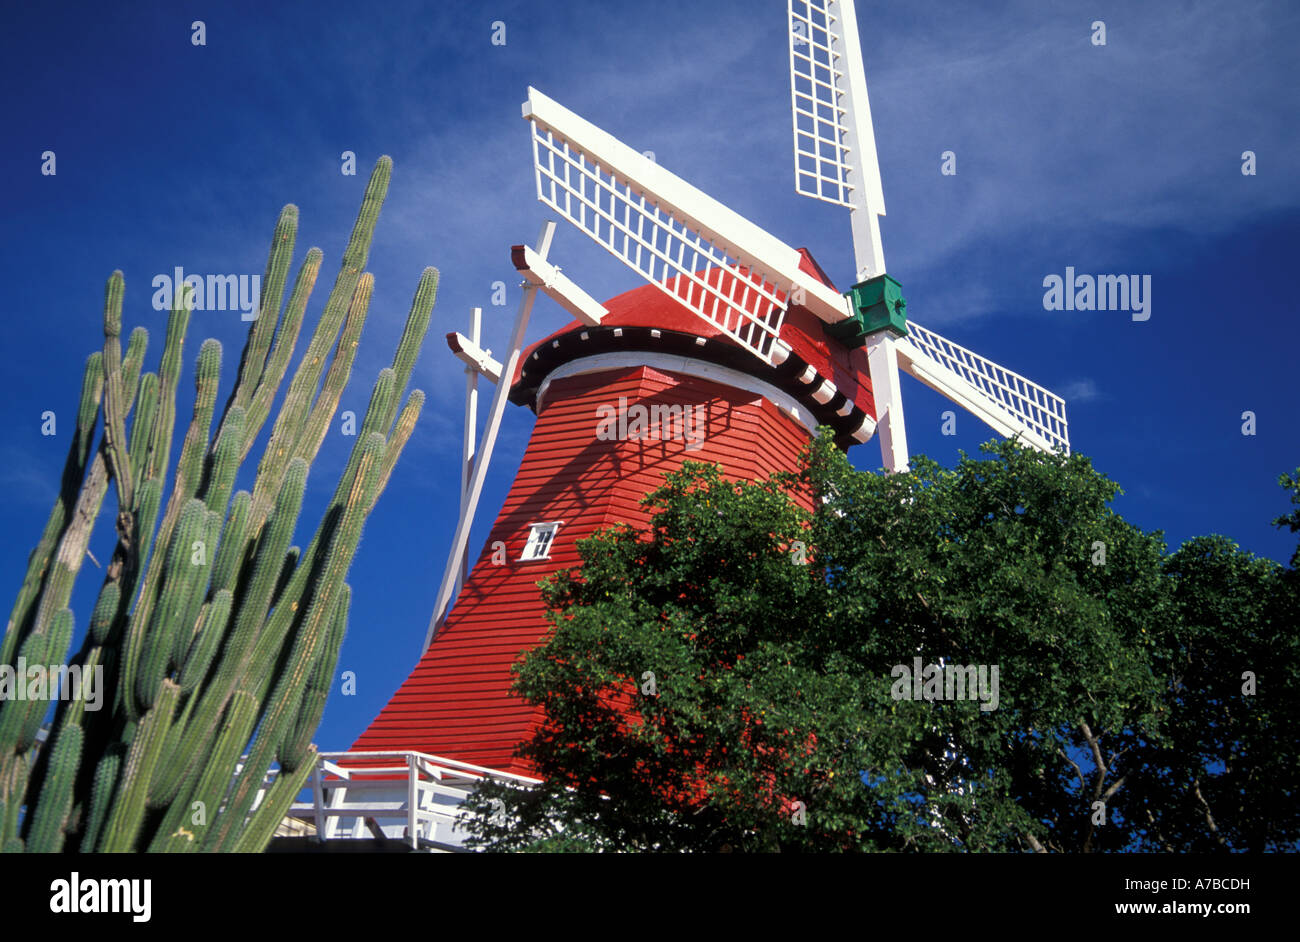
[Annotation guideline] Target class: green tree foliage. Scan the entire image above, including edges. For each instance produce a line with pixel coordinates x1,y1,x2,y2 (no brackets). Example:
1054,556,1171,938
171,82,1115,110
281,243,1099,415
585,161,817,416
463,435,1298,852
1272,468,1300,568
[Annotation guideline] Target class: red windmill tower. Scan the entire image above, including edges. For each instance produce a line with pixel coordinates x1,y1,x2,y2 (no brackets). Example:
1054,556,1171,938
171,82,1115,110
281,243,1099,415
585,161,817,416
304,1,1069,850
350,242,878,777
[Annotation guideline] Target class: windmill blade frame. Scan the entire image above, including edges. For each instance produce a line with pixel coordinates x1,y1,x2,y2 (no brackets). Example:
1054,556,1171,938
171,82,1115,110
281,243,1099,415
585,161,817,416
522,86,853,365
897,319,1070,454
788,0,886,281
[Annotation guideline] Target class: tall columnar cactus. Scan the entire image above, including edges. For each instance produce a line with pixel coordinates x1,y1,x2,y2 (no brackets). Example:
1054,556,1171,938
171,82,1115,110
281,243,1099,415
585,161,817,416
0,155,435,853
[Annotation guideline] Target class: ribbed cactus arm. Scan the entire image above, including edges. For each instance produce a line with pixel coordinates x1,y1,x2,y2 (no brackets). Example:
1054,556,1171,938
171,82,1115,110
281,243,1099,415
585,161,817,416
0,350,103,669
4,154,432,854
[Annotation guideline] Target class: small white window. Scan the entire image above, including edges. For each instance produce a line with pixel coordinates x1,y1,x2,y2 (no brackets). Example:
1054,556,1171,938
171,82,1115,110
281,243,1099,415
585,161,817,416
520,522,562,561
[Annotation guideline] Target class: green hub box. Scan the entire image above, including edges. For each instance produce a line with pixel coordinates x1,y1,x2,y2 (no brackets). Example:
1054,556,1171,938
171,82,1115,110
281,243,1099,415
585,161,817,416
830,274,908,347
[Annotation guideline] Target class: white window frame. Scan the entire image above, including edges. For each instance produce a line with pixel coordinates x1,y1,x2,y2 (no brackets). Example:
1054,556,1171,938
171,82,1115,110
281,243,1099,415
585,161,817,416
520,521,563,561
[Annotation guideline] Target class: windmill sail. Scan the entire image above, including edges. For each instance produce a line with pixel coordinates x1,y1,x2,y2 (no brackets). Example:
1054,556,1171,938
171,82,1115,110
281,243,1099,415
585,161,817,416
522,87,851,365
787,0,1067,466
898,320,1070,454
526,25,1070,467
788,0,885,280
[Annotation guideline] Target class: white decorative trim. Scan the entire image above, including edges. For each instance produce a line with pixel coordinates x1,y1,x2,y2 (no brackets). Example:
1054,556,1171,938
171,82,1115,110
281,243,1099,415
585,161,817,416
536,352,821,436
851,413,877,443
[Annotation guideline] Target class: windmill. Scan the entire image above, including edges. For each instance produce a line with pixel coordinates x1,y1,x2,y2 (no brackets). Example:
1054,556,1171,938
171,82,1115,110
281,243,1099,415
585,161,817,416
516,0,1070,476
320,0,1070,848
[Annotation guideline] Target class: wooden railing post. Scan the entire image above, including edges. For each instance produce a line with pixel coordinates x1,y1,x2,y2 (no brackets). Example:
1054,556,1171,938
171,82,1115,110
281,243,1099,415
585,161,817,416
311,757,326,841
407,753,419,849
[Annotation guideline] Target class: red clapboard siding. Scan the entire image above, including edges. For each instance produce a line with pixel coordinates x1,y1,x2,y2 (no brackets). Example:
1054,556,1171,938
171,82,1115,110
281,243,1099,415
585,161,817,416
349,363,812,776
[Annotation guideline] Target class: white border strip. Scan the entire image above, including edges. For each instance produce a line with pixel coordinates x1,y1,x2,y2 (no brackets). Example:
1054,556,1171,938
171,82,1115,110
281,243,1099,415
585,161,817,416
536,351,822,437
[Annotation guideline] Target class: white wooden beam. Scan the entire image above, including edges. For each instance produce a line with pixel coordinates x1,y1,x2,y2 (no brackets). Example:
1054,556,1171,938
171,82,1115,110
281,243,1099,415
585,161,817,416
406,753,419,849
424,222,556,651
446,328,502,384
512,244,609,326
836,0,888,282
455,307,484,597
865,332,909,473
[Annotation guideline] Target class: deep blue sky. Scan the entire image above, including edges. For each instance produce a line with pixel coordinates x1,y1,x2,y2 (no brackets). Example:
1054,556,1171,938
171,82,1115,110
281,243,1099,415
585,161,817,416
2,1,1296,753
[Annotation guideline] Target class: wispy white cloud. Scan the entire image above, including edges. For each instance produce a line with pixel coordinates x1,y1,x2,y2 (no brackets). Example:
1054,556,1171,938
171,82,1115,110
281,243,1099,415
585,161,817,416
1058,378,1103,403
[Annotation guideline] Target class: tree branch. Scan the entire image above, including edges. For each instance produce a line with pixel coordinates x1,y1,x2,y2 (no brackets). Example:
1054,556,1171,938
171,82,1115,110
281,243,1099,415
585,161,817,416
1101,774,1128,802
1058,746,1088,793
1145,807,1175,853
1192,778,1229,849
1080,721,1110,801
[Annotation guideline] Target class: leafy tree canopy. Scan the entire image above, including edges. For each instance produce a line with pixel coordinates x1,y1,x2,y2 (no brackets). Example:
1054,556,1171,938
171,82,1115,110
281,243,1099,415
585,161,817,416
463,435,1299,852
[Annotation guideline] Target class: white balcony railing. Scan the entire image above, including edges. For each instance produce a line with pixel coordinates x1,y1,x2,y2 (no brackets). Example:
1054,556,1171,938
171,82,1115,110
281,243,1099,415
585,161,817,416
283,751,540,852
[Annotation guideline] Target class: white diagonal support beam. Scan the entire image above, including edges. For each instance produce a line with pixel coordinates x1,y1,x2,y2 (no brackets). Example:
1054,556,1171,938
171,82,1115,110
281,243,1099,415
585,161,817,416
512,244,609,326
455,308,485,596
425,222,557,651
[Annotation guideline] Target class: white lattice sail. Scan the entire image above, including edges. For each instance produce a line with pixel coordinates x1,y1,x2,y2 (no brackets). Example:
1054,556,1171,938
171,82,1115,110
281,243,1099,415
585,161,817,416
522,87,852,364
790,0,854,207
788,0,886,279
897,319,1070,454
788,0,884,212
